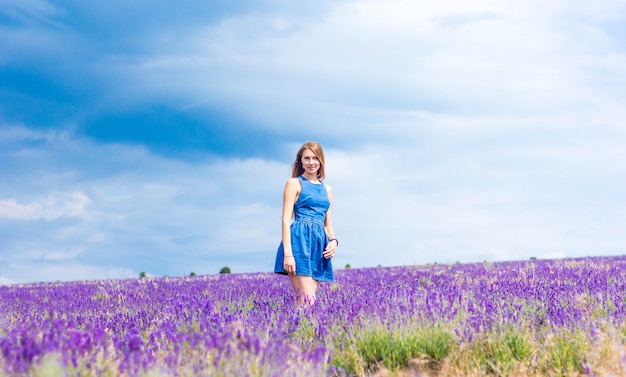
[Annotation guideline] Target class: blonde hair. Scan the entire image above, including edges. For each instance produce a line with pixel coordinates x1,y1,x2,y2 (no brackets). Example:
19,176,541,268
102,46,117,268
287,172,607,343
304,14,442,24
291,141,326,180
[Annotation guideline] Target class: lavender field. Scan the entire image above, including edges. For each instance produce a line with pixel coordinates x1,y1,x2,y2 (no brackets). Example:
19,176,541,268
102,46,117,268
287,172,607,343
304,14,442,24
1,256,626,377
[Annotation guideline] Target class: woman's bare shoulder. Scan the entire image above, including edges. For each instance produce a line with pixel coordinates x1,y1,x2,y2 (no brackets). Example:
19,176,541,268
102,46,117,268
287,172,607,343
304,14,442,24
285,177,300,186
284,177,301,193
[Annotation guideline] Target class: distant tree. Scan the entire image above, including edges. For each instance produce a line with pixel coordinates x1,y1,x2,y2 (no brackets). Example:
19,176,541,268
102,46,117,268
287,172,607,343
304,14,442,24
139,271,146,279
219,266,231,274
190,272,196,276
530,256,537,260
345,263,351,269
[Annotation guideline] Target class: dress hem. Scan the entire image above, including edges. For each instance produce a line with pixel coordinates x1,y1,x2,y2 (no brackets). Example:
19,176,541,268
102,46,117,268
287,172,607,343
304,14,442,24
273,271,334,283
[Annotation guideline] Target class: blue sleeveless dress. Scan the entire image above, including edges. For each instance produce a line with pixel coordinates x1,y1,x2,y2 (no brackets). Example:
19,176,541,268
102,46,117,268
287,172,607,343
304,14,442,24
274,176,334,282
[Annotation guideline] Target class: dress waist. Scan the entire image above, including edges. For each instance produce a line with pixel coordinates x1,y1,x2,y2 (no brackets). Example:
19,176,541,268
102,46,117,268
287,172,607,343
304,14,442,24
293,217,324,226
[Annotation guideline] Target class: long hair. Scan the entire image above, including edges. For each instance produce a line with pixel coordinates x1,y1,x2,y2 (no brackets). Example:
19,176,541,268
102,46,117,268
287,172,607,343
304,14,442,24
291,141,326,180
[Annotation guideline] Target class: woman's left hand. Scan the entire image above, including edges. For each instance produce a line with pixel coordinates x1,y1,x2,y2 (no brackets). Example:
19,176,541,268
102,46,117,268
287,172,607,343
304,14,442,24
323,240,337,259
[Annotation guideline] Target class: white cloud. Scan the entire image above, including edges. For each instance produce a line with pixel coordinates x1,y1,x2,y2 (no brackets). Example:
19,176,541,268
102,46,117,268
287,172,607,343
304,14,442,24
0,276,14,285
90,0,622,147
18,248,82,262
0,191,91,220
0,199,40,219
0,127,290,282
323,123,626,268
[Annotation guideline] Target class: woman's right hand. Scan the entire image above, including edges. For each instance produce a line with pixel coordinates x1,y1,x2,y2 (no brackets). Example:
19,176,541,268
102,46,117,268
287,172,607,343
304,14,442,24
284,255,296,275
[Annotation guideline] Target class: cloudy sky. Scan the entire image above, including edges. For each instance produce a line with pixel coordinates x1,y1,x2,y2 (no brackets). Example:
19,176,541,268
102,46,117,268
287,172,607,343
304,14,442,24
1,0,626,284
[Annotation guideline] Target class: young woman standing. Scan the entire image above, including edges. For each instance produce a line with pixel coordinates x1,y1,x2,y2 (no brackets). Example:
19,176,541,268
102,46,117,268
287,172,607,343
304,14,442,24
274,141,338,306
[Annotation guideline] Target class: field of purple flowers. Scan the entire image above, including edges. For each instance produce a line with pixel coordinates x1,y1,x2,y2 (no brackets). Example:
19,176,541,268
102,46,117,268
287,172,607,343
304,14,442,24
1,256,626,376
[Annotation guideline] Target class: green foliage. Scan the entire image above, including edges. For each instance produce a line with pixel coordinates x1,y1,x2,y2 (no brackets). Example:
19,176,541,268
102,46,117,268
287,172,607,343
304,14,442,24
219,266,231,274
345,263,351,269
292,316,316,344
139,271,147,279
358,328,395,370
546,331,587,376
30,354,65,377
331,344,362,376
335,325,453,375
415,326,453,362
189,272,196,276
227,298,255,314
504,329,531,361
471,327,531,375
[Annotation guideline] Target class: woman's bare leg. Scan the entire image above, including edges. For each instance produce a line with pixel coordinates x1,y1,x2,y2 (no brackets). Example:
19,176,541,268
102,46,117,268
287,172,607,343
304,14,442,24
288,275,319,306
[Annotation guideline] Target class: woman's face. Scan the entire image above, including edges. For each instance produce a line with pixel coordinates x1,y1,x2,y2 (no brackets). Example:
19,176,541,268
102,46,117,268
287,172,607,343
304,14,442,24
301,148,320,176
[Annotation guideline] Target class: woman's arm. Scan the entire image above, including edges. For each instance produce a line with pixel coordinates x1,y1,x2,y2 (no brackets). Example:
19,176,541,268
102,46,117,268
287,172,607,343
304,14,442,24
282,178,300,273
323,184,337,259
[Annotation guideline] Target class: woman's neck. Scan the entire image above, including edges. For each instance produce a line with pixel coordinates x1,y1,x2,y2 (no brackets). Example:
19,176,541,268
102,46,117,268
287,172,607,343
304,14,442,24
302,172,320,183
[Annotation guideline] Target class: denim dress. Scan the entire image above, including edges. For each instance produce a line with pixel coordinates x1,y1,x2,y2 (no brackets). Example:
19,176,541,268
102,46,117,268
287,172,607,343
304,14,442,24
274,176,334,282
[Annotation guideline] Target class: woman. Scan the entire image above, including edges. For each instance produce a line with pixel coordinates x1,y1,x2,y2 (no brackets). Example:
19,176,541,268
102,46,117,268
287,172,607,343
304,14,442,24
274,141,338,306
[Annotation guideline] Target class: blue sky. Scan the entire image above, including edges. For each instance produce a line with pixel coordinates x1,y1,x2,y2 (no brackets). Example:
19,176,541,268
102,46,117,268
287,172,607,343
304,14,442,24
2,0,626,284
